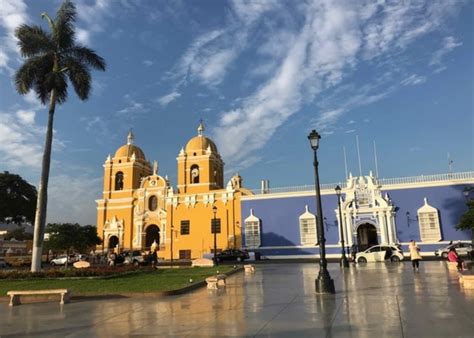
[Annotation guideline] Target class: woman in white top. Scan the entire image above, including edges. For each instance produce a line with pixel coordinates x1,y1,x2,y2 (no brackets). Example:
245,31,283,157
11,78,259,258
409,240,422,271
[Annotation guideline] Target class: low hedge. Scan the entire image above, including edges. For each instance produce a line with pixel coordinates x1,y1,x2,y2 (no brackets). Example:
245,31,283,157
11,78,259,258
0,265,143,280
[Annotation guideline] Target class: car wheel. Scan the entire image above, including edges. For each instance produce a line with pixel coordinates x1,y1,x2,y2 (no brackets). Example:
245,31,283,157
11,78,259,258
50,262,55,266
357,257,367,263
441,252,448,259
237,257,242,262
390,256,400,263
133,260,139,267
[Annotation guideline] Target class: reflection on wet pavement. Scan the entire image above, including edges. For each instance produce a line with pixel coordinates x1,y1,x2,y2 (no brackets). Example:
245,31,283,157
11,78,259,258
1,261,473,337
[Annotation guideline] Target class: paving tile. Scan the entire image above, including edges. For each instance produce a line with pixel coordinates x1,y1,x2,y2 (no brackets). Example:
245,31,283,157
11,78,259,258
1,262,473,337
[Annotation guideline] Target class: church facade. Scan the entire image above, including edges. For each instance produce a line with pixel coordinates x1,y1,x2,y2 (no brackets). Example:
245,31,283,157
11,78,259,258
96,123,251,259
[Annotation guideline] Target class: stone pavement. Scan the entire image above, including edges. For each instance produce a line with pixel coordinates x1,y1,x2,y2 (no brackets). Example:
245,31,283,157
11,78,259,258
0,261,473,337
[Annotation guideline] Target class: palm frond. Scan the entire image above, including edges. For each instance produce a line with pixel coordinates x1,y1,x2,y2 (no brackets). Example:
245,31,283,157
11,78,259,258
63,57,91,100
15,55,54,100
67,46,106,71
15,25,54,58
55,0,76,49
42,72,68,104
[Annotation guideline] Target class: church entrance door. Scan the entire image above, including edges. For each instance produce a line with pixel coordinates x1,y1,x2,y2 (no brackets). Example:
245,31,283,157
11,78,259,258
145,224,160,249
108,235,119,250
357,223,378,251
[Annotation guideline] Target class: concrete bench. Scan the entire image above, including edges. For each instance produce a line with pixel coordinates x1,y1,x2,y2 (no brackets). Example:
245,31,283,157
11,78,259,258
7,289,71,306
244,264,255,273
205,274,226,289
459,273,474,289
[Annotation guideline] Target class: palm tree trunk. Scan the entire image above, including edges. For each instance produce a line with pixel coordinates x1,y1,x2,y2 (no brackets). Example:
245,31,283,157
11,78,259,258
31,89,56,272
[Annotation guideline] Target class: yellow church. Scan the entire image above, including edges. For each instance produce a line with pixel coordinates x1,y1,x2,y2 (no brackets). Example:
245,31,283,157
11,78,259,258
96,123,252,259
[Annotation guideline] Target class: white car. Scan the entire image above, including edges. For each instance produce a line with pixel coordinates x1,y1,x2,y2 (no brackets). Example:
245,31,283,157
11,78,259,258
50,255,75,266
434,242,473,259
355,245,404,263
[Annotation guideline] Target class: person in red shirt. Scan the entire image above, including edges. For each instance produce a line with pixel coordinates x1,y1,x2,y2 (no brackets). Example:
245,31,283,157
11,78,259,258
447,247,464,271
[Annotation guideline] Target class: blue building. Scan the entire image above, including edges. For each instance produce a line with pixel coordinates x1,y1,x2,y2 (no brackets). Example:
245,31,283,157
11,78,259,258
241,171,473,258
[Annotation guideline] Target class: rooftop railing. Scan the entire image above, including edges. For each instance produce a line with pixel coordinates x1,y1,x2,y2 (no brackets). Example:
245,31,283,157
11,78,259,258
249,171,474,195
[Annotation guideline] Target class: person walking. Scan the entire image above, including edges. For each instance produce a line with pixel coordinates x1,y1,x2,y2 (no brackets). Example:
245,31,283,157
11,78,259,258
409,240,422,272
151,249,158,269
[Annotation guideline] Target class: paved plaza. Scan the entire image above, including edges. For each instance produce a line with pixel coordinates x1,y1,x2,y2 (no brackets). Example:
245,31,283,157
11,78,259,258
1,261,473,337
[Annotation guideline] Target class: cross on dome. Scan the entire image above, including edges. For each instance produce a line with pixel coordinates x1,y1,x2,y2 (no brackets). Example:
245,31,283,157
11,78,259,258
127,129,134,145
197,120,204,136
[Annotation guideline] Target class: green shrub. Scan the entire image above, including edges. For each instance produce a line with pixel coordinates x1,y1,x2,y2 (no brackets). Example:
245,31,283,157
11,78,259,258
0,265,141,280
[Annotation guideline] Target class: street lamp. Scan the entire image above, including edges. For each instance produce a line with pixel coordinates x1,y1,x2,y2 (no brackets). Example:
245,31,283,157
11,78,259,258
213,205,218,265
308,129,335,294
335,185,349,268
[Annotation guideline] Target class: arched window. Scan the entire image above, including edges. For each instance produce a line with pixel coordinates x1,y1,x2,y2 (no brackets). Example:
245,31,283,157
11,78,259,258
299,205,317,246
115,172,124,191
190,165,200,184
148,195,158,211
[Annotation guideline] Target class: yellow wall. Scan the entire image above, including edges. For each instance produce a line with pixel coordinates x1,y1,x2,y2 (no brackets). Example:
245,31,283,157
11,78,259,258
161,193,242,259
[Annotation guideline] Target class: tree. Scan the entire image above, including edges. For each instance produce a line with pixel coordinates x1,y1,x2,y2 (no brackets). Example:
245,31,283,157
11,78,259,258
4,227,34,241
14,1,106,271
45,223,101,255
456,199,474,248
0,171,37,224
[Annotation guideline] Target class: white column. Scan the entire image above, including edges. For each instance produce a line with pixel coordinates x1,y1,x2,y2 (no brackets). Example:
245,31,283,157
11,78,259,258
345,212,353,246
390,213,398,243
377,211,387,244
385,212,394,243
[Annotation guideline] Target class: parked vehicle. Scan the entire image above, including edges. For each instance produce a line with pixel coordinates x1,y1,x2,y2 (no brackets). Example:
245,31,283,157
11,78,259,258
0,260,10,269
122,251,146,266
434,242,473,259
356,245,404,263
50,255,75,266
215,249,249,263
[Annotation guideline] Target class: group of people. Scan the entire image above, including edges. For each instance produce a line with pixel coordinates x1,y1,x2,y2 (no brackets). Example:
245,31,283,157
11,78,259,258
409,240,465,272
349,240,466,272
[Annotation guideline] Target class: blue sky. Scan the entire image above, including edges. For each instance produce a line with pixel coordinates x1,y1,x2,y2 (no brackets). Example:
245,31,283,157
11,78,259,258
0,0,472,225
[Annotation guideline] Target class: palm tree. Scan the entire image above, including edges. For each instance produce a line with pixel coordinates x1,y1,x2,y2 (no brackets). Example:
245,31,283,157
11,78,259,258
14,0,106,271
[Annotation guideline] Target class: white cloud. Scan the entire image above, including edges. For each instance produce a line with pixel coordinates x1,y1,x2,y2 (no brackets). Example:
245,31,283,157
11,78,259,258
197,49,237,86
75,0,112,44
157,91,181,107
47,174,101,225
0,50,8,68
143,60,153,67
75,28,91,45
15,109,35,125
23,91,42,108
401,74,426,86
430,36,462,67
168,1,277,89
0,0,29,71
118,101,148,115
0,110,43,168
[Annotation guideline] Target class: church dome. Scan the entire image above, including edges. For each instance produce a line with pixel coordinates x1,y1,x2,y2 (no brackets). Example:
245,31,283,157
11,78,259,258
184,122,218,154
114,131,146,160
